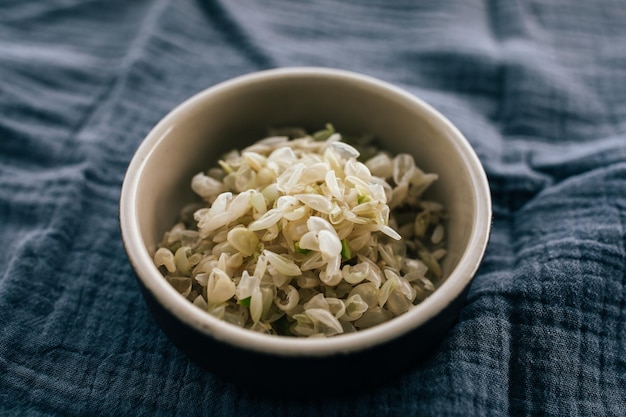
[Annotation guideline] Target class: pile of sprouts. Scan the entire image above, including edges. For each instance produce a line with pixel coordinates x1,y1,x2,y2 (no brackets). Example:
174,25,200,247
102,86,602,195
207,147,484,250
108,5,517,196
154,125,446,337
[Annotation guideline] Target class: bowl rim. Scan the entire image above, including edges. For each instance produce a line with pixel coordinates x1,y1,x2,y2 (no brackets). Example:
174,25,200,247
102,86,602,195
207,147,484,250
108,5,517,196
119,66,492,357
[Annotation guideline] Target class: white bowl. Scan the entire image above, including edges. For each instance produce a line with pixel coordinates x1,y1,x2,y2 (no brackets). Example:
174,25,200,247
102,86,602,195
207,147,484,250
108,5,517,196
120,67,491,389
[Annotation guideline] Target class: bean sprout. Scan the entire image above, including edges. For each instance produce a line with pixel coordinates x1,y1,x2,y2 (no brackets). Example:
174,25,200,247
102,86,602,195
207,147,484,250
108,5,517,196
155,124,446,337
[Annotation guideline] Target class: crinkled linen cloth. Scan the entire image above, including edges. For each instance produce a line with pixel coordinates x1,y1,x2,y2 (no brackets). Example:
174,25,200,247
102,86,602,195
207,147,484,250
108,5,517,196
1,1,625,416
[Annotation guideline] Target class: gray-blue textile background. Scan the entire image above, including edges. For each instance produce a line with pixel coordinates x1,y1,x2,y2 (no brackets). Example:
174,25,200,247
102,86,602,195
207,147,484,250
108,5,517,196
1,1,625,416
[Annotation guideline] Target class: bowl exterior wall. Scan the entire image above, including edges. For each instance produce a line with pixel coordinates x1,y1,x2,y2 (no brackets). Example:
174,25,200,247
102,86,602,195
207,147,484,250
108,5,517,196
135,274,469,391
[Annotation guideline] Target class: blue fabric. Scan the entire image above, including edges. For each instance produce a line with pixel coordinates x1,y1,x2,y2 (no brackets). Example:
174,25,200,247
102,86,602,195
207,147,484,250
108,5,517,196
1,0,625,415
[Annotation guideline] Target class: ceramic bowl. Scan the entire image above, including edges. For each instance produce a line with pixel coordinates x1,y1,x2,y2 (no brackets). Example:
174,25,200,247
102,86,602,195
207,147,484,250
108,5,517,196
120,67,491,390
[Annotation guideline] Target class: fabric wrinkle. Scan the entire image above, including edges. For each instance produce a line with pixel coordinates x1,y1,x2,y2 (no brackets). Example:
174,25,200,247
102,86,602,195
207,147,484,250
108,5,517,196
1,0,625,416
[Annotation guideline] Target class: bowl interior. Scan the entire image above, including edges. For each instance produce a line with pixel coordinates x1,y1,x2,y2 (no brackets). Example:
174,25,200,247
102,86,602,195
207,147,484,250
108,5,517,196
124,68,490,354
